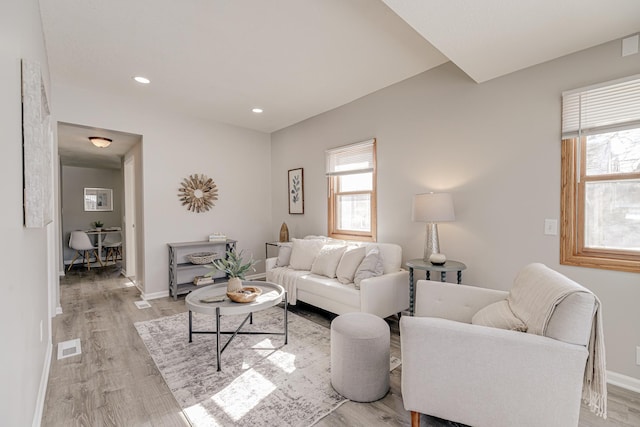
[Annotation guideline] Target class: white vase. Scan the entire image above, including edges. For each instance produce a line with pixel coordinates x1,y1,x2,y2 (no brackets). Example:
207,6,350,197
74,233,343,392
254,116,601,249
227,277,243,293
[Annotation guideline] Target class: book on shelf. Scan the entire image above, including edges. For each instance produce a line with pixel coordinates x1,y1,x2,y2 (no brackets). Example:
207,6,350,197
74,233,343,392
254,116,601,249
193,275,214,286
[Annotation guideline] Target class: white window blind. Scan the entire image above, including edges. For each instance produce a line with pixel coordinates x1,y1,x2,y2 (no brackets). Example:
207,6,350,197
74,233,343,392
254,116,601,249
562,74,640,138
325,139,375,176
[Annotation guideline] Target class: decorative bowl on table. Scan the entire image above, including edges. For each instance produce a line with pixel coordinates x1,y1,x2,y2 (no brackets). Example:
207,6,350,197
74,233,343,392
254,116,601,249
186,252,217,265
227,286,262,303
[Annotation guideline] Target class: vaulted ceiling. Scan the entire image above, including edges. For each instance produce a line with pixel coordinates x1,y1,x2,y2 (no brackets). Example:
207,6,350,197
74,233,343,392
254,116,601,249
41,0,640,136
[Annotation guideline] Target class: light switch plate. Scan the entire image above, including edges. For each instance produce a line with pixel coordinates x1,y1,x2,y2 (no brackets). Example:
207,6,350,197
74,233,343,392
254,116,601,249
544,219,558,235
622,34,639,57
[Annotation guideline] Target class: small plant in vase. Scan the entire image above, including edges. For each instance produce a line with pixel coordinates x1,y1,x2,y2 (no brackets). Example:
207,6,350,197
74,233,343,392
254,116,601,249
205,250,259,293
92,220,104,230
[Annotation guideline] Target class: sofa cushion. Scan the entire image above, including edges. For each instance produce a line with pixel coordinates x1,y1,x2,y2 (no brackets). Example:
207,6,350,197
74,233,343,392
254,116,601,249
286,237,401,274
275,242,292,267
311,245,347,278
471,300,527,332
289,238,324,270
354,248,384,289
336,246,367,284
297,274,361,309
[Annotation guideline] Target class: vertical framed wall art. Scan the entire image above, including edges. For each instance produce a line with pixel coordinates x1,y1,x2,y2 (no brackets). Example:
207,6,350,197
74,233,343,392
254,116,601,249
288,168,304,214
22,59,53,228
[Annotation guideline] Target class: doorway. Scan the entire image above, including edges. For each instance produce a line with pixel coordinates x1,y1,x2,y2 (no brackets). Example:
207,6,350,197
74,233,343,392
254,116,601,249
56,122,142,284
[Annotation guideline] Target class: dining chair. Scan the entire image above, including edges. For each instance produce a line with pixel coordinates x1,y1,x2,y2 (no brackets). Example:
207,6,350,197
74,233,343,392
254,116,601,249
68,231,103,271
102,232,123,264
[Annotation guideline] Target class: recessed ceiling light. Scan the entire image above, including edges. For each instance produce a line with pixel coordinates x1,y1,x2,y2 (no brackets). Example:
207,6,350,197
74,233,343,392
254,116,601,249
133,76,150,84
252,108,263,114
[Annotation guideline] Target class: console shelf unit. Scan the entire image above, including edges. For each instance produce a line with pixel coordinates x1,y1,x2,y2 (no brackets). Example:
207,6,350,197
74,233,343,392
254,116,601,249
168,239,237,300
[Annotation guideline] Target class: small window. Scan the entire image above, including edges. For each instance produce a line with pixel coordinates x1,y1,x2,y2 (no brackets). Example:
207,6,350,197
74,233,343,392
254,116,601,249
560,76,640,273
326,139,377,241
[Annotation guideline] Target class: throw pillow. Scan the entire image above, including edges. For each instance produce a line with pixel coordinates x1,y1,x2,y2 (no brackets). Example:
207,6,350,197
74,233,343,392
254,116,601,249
289,238,324,270
353,248,384,289
336,246,366,284
471,300,527,332
310,245,347,278
275,242,292,267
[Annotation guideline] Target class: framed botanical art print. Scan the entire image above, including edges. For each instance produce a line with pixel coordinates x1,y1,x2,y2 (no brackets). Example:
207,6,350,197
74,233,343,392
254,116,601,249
288,168,304,214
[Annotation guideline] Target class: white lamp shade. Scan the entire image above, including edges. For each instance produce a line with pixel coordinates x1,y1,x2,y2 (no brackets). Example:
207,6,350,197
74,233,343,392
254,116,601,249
412,193,455,223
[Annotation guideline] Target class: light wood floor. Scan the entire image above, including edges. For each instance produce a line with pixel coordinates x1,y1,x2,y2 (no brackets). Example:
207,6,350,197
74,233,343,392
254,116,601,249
42,266,640,426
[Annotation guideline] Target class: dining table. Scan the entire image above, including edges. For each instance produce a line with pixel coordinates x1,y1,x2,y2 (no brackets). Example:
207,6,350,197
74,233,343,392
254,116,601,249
84,228,120,262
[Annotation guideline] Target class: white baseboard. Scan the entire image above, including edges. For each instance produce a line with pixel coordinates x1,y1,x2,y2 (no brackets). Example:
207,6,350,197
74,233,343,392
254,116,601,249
32,342,52,427
607,370,640,393
143,290,170,300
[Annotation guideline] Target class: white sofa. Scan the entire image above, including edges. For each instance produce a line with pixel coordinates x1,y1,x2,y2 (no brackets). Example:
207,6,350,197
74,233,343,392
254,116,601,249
265,237,409,318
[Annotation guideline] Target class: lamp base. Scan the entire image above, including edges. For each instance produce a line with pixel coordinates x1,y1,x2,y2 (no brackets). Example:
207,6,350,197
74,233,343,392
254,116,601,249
429,253,447,265
423,223,440,262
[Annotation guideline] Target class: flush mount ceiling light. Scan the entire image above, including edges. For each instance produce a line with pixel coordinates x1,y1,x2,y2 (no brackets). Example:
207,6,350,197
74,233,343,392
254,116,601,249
89,137,112,148
133,76,150,84
252,107,264,113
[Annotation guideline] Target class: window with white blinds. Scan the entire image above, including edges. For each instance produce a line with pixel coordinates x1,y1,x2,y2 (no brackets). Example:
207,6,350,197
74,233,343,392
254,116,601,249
562,74,640,138
560,75,640,273
325,139,375,176
325,138,377,241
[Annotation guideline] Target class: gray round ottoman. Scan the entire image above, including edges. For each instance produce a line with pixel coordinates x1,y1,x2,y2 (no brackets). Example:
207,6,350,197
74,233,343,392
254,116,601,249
330,312,390,402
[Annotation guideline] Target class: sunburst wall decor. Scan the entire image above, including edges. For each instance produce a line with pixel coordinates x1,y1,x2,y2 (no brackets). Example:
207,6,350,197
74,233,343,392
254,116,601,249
178,174,218,213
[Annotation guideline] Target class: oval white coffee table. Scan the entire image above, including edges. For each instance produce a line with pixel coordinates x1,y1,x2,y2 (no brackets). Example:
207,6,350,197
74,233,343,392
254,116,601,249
185,280,288,371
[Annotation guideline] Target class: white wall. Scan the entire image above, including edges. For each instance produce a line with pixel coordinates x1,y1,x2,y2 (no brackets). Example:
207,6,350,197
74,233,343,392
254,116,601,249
271,38,640,380
52,83,272,298
0,0,54,424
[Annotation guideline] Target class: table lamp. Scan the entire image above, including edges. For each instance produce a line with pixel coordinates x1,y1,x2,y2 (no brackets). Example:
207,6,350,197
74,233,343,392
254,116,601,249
412,192,455,262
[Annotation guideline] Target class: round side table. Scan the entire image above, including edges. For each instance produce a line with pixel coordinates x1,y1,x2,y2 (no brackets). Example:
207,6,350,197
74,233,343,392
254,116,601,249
405,259,466,316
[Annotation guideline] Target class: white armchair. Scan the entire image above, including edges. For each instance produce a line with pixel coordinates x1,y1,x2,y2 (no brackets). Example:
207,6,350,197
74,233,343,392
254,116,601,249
400,263,605,427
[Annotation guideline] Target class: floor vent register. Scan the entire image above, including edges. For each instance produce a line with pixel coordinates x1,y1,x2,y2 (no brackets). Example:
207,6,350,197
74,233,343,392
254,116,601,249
57,338,82,360
135,300,151,309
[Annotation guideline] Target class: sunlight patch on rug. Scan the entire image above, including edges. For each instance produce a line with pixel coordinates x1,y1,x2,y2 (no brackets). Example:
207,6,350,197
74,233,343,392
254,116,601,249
135,308,347,426
211,368,276,421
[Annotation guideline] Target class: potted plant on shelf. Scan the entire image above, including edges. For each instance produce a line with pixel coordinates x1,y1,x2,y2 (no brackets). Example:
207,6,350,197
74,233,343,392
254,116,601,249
92,220,104,231
205,250,259,293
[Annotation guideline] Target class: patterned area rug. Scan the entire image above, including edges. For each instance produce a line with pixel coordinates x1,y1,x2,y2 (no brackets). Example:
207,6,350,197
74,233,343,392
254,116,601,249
135,307,349,426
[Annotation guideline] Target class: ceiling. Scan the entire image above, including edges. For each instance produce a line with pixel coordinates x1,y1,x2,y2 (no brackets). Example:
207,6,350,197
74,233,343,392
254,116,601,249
40,0,640,167
57,123,141,169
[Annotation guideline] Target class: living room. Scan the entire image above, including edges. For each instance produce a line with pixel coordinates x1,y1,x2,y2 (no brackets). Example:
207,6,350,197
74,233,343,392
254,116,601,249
2,0,640,426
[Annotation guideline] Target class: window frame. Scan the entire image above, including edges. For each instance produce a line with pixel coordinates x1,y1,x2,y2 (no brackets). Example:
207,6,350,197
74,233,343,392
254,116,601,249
560,137,640,273
327,140,377,242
